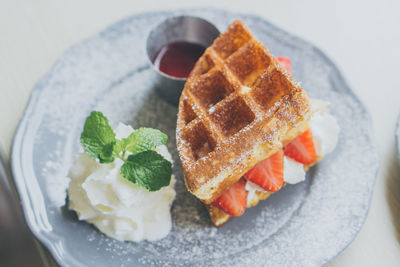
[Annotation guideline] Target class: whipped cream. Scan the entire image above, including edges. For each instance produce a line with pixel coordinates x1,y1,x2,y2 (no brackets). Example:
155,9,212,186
245,99,340,202
67,123,176,242
245,180,264,203
309,99,340,156
283,156,306,184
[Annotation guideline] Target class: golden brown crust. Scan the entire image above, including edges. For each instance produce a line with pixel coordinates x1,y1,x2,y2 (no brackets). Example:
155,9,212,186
206,205,231,227
176,20,312,205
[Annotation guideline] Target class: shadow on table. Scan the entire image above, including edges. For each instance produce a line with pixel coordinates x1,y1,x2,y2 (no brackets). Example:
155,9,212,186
0,151,43,267
385,147,400,244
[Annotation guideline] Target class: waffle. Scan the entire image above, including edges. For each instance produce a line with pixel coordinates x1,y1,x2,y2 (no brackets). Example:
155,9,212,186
176,20,312,207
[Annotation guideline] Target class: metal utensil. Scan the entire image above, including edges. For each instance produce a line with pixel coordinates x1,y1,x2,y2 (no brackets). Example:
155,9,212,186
146,16,220,106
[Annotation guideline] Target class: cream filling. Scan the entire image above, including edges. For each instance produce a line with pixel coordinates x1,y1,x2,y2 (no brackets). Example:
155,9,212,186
245,99,340,203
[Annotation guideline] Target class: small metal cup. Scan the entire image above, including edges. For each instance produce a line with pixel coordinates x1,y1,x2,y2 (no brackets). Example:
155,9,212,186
146,16,220,106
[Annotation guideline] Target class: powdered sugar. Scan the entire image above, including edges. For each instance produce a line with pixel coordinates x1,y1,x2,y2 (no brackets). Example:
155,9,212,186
12,9,378,267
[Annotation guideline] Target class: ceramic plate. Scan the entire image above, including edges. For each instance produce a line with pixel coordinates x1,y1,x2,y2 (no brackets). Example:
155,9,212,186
11,8,379,267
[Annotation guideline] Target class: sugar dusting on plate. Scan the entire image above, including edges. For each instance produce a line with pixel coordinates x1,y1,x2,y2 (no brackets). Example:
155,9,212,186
17,9,379,267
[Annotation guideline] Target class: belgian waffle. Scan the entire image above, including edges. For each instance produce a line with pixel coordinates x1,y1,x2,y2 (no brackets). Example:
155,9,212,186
176,21,312,210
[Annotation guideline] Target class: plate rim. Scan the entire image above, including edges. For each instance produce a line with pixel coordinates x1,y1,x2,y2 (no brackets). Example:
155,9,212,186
10,7,380,267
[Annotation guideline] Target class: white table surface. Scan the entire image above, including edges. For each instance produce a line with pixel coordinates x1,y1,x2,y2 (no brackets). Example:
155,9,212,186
1,0,400,266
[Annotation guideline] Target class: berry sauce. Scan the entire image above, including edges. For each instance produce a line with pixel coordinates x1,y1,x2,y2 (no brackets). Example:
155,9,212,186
152,41,206,78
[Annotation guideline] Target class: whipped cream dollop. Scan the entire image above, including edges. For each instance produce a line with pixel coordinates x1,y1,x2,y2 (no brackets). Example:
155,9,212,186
67,123,176,242
245,99,340,202
283,156,306,184
309,99,340,156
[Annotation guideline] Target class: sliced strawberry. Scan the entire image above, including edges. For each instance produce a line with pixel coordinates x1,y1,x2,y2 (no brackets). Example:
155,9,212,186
212,178,248,217
284,129,316,165
244,150,284,192
277,56,292,75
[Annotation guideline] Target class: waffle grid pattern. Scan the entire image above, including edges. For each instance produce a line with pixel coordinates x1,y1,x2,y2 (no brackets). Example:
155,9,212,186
177,20,310,203
179,21,297,162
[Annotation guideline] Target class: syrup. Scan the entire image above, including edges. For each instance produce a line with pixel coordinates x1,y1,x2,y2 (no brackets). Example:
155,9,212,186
153,41,206,78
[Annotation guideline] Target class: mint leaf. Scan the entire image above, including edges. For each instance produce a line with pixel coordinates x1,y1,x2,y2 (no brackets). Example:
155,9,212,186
99,142,116,163
121,127,168,155
113,139,123,157
120,151,172,191
80,111,117,161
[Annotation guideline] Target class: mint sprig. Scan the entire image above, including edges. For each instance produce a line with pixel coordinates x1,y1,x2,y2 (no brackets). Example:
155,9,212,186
80,111,171,191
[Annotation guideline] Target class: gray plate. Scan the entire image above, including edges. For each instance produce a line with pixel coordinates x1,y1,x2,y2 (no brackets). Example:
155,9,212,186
11,8,379,267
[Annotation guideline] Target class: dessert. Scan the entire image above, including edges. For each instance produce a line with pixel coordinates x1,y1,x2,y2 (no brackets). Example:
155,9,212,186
176,21,339,226
68,112,175,241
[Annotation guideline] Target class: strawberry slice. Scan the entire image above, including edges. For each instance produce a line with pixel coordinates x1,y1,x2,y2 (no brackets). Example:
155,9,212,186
212,178,248,217
243,150,284,192
277,56,292,75
284,129,316,165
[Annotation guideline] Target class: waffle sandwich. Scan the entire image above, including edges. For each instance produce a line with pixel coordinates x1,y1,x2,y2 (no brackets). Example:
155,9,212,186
176,20,331,226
